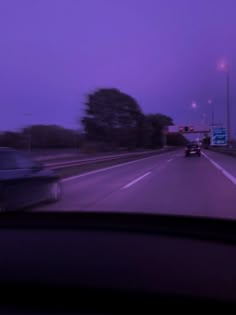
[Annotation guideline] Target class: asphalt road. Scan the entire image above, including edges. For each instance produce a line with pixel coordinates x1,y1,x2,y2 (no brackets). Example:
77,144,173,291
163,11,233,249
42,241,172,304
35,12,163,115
35,149,236,219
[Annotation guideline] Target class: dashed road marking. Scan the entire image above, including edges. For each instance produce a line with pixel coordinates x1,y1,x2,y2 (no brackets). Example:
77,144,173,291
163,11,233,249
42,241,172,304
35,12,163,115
123,172,151,189
61,151,178,183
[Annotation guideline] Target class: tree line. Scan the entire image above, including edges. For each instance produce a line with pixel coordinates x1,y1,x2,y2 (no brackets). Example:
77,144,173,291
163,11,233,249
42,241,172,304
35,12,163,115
81,88,187,150
0,125,82,150
0,88,187,151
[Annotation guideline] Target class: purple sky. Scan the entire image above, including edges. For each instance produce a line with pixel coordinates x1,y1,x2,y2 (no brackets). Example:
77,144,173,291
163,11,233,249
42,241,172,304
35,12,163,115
0,0,236,136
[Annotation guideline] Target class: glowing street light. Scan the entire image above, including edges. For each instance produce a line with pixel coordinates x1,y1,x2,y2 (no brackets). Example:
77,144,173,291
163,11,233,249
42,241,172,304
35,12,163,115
217,60,229,71
191,102,197,109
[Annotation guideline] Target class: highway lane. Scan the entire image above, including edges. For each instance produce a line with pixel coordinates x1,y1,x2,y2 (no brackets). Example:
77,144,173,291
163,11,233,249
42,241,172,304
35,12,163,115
35,150,180,211
202,149,236,179
34,149,236,219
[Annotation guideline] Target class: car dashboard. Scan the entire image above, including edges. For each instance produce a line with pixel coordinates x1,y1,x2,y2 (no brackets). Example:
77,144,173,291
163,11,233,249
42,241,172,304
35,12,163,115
1,212,236,314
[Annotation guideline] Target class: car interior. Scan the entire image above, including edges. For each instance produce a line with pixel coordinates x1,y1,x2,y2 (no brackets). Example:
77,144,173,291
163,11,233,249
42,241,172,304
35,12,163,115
1,211,236,314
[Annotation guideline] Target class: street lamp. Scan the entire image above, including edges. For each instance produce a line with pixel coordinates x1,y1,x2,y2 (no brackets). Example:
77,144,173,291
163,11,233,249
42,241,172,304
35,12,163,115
202,113,207,124
217,60,230,142
191,102,197,109
208,99,214,126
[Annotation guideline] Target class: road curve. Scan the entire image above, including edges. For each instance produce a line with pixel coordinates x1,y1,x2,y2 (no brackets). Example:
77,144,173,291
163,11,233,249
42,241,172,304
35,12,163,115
34,149,236,219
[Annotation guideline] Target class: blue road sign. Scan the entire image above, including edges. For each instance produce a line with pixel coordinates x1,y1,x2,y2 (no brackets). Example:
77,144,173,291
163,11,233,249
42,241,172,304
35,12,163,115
211,127,227,146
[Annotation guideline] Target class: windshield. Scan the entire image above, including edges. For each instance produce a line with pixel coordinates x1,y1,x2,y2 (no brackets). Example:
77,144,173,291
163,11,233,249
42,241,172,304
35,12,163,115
1,0,236,219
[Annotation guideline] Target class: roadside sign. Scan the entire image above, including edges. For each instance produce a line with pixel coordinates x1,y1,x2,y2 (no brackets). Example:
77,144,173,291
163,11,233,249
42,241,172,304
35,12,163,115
211,127,227,146
168,125,210,134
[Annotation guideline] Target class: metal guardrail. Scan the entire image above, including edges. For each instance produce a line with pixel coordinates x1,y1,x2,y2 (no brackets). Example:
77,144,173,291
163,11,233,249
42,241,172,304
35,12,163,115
46,147,177,170
35,153,78,161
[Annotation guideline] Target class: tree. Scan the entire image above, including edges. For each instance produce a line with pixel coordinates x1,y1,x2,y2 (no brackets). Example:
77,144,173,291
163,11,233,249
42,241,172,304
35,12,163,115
145,114,173,148
0,131,26,149
82,88,143,148
22,125,79,149
166,133,188,146
202,135,211,148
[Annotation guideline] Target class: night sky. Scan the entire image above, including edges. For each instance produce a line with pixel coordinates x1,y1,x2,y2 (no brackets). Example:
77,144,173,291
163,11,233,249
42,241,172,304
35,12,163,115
0,0,236,136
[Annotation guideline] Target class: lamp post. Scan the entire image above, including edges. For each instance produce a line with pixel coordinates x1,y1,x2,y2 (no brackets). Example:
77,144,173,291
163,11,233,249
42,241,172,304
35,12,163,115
190,101,198,129
201,113,207,125
218,61,231,143
208,99,214,126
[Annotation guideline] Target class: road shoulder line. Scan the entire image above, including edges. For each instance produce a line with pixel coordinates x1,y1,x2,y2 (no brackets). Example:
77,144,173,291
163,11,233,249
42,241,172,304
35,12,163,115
202,152,236,186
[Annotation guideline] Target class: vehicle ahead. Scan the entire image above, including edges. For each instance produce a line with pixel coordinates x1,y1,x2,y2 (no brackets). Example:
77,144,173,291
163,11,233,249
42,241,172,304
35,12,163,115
0,147,62,211
185,142,201,157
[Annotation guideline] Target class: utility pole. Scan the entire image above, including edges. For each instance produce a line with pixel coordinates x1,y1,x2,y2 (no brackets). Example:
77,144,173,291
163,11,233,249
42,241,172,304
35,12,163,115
208,99,214,126
226,68,230,142
218,61,231,144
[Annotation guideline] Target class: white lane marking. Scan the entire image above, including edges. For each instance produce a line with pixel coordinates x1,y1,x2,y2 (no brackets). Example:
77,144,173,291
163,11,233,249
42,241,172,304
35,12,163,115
167,158,173,162
61,151,178,183
202,152,236,185
122,172,151,189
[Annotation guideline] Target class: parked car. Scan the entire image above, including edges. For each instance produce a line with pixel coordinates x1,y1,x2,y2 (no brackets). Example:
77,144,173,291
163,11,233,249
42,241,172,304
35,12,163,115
0,147,62,211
